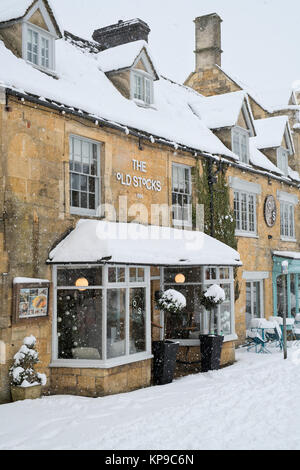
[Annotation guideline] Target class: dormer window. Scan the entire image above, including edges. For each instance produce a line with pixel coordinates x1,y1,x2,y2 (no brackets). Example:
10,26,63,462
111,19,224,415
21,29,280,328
232,127,250,164
132,71,153,106
24,24,54,71
277,147,289,176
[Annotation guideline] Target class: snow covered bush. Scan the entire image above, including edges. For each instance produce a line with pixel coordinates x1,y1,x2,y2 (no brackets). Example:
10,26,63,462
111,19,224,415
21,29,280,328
157,289,186,314
201,284,225,311
9,335,47,388
156,289,186,340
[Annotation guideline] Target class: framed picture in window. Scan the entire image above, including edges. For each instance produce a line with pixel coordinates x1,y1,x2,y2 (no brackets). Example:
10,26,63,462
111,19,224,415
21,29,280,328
13,281,50,323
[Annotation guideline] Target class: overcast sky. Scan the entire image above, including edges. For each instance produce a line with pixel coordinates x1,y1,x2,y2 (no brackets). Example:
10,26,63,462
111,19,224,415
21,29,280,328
51,0,300,108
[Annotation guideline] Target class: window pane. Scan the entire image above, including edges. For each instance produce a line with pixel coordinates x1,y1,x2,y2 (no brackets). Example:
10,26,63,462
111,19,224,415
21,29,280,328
41,37,49,68
108,267,125,283
57,267,102,286
71,191,79,207
220,304,231,335
241,194,248,231
57,289,102,360
164,267,202,284
130,288,146,354
234,192,240,230
71,173,80,190
145,78,151,104
80,192,88,209
107,289,126,359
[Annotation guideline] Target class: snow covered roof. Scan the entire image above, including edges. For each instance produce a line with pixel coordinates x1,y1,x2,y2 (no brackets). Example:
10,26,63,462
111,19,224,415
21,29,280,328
273,251,300,260
0,38,236,159
0,0,62,37
249,139,284,176
253,116,293,151
97,40,158,78
189,91,250,130
49,220,242,266
0,0,34,23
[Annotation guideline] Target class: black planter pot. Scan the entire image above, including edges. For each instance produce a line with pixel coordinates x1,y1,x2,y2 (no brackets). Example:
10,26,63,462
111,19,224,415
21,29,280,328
152,340,179,385
199,334,224,372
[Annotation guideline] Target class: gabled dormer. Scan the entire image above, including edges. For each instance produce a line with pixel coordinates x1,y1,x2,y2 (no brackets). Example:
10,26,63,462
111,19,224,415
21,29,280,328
94,19,159,107
0,0,62,74
253,116,295,176
190,91,256,164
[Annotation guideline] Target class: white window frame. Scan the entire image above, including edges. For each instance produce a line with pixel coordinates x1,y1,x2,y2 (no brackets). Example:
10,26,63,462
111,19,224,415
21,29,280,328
231,126,250,164
277,190,298,242
22,22,55,72
69,135,101,217
172,163,192,228
21,0,57,73
51,264,152,369
280,201,296,241
277,147,289,176
245,279,264,329
233,190,257,237
131,69,154,106
162,266,236,345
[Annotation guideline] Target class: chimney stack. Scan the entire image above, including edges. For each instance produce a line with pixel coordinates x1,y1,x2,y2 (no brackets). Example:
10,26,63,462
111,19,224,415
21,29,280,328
92,18,150,50
194,13,222,71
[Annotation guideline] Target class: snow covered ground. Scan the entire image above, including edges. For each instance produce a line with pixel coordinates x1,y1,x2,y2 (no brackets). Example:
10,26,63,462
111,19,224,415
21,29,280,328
1,345,300,450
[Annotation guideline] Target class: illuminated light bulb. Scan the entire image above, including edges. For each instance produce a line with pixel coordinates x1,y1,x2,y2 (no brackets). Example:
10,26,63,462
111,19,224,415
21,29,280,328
75,277,89,291
175,273,185,284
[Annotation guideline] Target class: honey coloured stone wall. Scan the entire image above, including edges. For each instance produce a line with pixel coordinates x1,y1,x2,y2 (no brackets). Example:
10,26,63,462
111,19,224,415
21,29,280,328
51,359,151,397
174,341,235,378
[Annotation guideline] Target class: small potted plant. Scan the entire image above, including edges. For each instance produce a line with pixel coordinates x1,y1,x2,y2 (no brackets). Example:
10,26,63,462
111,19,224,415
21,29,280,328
200,284,225,372
9,335,47,402
152,289,186,385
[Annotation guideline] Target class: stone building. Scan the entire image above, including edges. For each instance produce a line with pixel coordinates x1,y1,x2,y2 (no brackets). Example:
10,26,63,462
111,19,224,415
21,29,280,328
0,1,299,402
185,13,300,344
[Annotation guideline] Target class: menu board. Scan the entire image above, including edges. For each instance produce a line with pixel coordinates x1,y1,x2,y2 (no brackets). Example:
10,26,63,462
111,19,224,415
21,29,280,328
19,287,48,318
13,281,50,323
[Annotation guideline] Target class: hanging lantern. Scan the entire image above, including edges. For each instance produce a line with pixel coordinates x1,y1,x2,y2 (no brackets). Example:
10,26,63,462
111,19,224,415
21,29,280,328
75,277,89,291
175,273,185,284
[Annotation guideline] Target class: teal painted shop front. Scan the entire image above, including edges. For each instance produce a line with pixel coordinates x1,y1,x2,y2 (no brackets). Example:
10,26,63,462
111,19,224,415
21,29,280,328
273,254,300,319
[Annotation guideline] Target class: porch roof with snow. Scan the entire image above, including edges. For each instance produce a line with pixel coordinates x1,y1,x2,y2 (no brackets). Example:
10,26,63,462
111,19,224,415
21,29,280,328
48,220,242,266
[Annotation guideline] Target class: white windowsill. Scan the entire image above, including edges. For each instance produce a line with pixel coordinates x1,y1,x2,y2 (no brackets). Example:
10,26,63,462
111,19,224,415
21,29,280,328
280,237,297,243
26,60,57,78
50,353,153,369
70,207,98,217
235,231,258,239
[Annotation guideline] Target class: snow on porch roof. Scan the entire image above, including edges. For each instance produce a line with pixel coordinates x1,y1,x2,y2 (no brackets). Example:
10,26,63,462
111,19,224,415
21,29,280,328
48,220,242,266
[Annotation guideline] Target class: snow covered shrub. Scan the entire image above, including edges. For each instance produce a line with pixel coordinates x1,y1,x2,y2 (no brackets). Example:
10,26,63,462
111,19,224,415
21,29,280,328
156,289,186,340
9,335,47,388
157,289,186,314
201,284,225,311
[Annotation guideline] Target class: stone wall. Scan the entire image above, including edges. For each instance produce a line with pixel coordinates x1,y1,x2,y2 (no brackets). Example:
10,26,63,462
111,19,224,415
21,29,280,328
51,359,151,397
174,341,235,378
